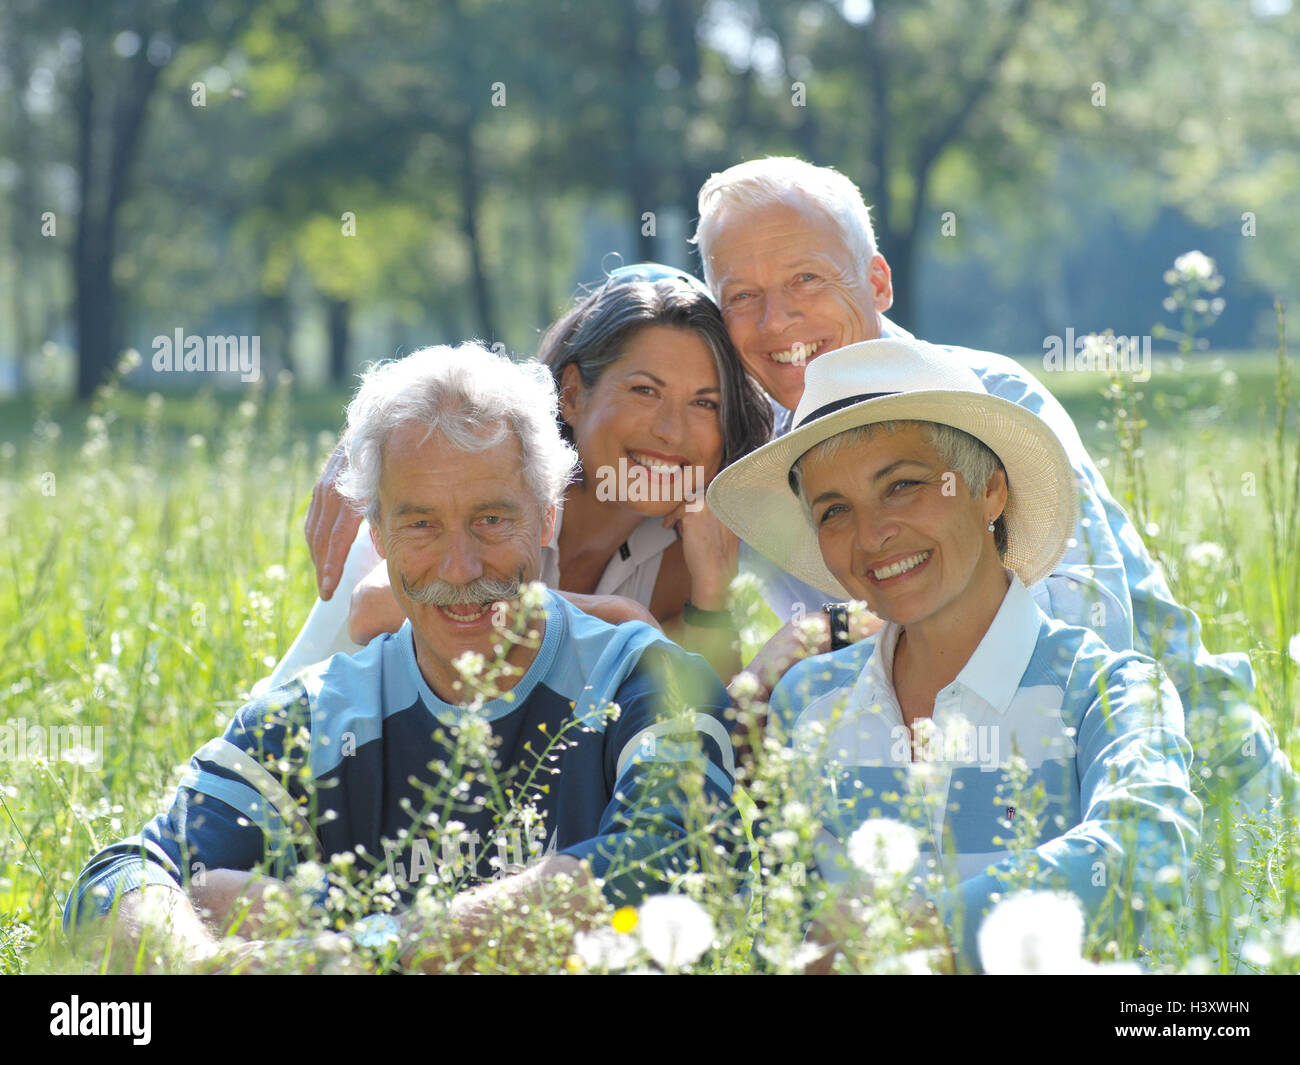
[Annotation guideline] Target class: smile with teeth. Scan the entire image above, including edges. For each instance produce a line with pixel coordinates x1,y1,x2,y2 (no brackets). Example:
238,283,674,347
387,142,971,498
768,340,823,365
871,550,931,581
437,602,492,621
628,450,684,475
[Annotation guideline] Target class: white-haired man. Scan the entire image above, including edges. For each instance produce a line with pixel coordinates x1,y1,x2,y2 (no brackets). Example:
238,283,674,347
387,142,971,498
64,343,738,972
694,156,1293,958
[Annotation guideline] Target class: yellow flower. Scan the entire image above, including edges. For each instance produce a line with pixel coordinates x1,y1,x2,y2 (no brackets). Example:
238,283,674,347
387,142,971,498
612,906,639,934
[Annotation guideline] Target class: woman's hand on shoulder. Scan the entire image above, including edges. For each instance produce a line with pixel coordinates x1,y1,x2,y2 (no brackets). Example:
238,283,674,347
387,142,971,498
305,439,363,600
347,560,407,644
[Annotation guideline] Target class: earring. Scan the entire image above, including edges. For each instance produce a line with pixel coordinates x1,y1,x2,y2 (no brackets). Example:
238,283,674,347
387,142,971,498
987,518,996,532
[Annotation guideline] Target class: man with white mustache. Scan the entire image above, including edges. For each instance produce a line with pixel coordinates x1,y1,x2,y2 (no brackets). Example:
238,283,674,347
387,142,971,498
64,343,738,971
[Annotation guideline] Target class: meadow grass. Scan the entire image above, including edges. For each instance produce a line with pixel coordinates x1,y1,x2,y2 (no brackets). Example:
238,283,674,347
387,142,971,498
1,338,1297,975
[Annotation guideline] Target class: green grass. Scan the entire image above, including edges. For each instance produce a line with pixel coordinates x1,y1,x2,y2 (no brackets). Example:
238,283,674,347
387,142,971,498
1,341,1298,975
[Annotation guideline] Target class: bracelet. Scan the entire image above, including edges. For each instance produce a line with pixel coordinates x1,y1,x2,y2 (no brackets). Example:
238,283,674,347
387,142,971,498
823,603,851,651
683,600,735,629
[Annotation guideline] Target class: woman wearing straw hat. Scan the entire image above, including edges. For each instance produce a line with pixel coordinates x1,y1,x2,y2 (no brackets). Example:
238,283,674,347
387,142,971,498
707,336,1202,973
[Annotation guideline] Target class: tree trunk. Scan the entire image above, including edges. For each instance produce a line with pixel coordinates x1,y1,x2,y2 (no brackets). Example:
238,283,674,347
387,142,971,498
326,296,350,384
619,6,655,262
257,289,295,378
3,19,38,392
456,119,496,342
73,65,115,400
72,45,164,399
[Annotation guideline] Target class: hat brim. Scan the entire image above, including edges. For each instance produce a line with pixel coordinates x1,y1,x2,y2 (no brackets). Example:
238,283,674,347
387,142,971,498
707,390,1080,601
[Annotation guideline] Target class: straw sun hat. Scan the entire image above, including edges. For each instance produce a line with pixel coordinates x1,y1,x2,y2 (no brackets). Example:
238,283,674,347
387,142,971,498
706,338,1080,600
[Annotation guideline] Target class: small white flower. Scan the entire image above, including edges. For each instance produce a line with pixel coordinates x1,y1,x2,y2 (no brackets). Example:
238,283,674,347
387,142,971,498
1288,634,1300,666
1186,541,1227,568
519,580,548,611
755,938,825,971
574,926,641,971
796,615,827,648
729,670,761,702
636,894,715,969
871,947,944,975
453,651,486,681
769,829,799,856
978,890,1087,974
846,818,920,880
1174,250,1216,281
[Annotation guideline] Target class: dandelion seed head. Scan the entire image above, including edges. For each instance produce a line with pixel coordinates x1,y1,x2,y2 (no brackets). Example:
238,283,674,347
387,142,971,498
636,894,715,969
846,818,920,880
978,890,1086,974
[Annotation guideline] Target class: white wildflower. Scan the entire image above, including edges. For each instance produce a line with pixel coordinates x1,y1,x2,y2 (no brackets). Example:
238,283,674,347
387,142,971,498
1185,541,1227,568
519,580,548,612
729,670,761,702
453,651,487,682
769,829,800,856
636,894,715,969
1174,250,1215,281
574,926,641,971
756,938,825,972
1287,634,1300,666
846,818,920,880
978,890,1087,974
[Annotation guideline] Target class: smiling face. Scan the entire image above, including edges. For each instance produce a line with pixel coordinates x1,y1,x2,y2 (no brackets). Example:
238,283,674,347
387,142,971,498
369,422,555,703
561,324,726,513
798,423,1007,631
707,197,893,412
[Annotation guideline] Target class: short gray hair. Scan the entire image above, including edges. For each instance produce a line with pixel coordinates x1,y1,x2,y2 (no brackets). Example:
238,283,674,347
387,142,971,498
337,342,580,524
790,420,1008,556
692,157,879,295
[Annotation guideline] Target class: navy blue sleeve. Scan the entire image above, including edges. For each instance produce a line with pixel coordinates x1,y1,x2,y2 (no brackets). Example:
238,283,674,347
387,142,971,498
63,683,316,932
558,642,742,904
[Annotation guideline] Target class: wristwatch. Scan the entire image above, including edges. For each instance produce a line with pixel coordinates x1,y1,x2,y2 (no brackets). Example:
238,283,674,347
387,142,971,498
822,603,851,651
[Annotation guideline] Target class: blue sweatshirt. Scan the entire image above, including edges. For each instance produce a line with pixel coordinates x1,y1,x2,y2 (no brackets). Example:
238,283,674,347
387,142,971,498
64,590,737,929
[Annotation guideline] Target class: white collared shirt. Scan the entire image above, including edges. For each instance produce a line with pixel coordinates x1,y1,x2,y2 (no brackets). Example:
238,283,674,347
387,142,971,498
541,503,678,605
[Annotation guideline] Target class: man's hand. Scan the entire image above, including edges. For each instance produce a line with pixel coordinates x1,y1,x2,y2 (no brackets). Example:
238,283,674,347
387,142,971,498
305,440,362,600
398,855,604,974
80,884,224,974
189,868,280,939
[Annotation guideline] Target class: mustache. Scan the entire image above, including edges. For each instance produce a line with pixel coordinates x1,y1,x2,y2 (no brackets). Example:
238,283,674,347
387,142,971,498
400,568,524,606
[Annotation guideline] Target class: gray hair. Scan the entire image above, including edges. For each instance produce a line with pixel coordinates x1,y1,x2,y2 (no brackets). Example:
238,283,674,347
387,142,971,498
790,420,1009,557
692,157,879,295
337,342,580,524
